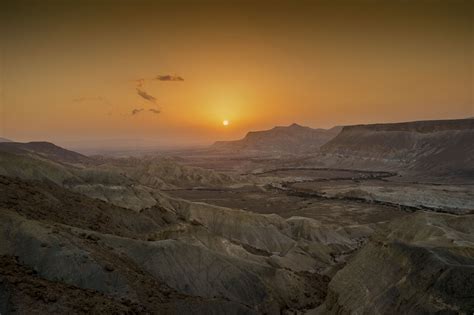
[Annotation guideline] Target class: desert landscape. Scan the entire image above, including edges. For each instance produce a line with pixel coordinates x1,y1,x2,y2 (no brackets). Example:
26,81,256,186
0,118,473,314
1,0,473,314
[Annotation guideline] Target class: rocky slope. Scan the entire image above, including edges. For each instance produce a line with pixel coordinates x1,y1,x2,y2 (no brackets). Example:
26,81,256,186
0,143,258,210
0,172,365,313
212,123,342,154
317,211,474,314
0,141,90,164
318,119,474,178
96,156,253,189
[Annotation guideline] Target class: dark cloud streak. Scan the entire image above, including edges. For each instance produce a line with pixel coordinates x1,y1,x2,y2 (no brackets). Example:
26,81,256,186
131,108,144,115
136,88,157,103
154,75,184,82
131,108,160,116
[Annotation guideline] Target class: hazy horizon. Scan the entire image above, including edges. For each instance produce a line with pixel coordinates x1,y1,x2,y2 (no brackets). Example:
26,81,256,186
2,115,473,155
1,0,473,148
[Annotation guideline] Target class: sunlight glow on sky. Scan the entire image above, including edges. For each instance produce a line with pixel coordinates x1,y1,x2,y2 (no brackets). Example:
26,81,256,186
0,0,472,149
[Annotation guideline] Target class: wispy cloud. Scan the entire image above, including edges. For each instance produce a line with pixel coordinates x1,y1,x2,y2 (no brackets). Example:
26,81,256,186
131,108,144,115
131,74,182,112
131,108,160,116
154,75,184,82
136,88,157,103
134,74,184,86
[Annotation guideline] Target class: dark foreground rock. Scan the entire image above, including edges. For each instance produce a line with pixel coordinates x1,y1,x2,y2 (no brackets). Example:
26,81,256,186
317,212,474,314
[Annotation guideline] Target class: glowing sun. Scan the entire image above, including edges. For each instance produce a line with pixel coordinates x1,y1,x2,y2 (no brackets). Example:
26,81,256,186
222,120,229,126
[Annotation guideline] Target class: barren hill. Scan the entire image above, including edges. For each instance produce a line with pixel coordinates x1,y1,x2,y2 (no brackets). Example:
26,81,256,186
318,211,474,314
0,174,360,313
319,118,474,177
0,141,90,164
212,123,342,154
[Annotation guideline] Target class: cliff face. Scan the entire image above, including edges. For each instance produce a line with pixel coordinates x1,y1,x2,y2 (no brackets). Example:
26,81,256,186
212,124,342,154
320,119,474,177
338,118,474,133
318,212,474,314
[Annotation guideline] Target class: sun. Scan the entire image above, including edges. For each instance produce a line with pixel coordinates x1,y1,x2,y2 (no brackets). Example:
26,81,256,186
222,120,229,126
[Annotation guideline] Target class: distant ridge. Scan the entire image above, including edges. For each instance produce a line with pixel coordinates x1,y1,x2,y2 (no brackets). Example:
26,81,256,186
0,141,90,164
336,118,474,133
0,137,12,143
212,123,342,154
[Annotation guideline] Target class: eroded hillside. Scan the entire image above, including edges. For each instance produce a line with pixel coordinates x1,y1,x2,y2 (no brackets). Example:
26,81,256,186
319,119,474,179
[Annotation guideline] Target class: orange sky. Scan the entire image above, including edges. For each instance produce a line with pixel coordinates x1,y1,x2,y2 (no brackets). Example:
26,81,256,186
1,0,472,149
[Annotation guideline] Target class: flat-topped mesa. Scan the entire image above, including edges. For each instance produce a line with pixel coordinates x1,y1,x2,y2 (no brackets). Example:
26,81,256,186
341,118,474,133
320,118,474,177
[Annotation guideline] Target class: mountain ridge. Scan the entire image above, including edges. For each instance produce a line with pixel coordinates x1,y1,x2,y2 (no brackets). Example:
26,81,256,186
319,118,474,177
212,123,342,154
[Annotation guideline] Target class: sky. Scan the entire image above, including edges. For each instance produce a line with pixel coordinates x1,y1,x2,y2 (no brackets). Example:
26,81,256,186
1,0,473,149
